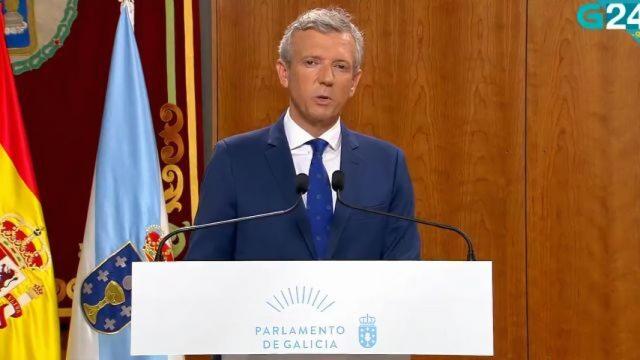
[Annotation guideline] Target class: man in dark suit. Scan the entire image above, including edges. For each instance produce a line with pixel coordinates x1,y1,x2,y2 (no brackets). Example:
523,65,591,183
185,8,420,262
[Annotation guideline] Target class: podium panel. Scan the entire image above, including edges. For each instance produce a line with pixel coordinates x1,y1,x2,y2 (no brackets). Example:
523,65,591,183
131,261,493,356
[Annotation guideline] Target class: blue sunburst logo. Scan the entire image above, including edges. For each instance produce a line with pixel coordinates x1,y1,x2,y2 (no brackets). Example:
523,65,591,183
265,286,335,313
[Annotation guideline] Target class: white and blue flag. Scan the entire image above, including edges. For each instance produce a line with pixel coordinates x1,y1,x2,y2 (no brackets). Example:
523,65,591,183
67,2,179,359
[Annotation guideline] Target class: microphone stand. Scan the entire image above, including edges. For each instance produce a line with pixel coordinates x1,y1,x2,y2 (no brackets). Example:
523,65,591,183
153,198,304,261
335,192,477,261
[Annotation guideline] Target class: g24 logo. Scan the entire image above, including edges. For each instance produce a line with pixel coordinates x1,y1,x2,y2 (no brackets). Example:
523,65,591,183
578,1,640,30
577,1,640,43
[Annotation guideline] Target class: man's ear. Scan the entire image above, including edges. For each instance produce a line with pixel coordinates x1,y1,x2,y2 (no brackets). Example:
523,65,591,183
349,68,362,97
276,59,289,88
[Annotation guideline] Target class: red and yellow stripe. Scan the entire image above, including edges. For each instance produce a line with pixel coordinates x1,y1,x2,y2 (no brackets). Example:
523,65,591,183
0,13,61,360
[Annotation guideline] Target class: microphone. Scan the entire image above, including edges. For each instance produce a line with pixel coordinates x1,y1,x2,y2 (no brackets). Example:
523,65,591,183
331,170,477,261
153,173,309,261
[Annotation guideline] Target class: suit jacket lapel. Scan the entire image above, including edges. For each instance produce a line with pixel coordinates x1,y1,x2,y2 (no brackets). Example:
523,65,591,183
264,116,317,259
327,125,361,259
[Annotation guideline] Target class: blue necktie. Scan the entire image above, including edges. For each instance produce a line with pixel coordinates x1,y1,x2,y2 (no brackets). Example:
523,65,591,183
306,138,333,259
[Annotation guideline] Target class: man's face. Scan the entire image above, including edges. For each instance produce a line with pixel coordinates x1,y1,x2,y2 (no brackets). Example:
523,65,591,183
277,30,362,129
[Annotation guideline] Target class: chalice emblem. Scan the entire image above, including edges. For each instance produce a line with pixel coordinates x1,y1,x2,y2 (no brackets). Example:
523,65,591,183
82,280,125,325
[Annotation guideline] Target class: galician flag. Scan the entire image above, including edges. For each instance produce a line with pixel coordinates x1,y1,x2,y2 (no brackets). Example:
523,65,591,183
0,11,61,360
66,2,179,359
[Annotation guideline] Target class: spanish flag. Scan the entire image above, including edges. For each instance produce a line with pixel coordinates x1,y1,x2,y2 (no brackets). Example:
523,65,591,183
0,13,61,360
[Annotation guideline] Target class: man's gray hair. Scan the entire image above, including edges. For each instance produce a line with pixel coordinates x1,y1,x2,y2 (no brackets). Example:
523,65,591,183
278,8,364,71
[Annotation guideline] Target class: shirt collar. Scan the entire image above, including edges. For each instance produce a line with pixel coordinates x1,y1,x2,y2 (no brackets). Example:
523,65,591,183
283,108,341,151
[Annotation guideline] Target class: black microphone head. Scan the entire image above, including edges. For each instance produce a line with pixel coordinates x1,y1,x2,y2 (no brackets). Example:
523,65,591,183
331,170,345,192
295,173,309,195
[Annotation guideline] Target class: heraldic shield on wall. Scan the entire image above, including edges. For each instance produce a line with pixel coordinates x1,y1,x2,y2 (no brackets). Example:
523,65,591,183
2,0,78,74
0,214,51,328
80,242,141,334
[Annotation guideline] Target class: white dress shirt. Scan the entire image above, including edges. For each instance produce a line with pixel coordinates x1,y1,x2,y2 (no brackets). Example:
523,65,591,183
283,108,341,210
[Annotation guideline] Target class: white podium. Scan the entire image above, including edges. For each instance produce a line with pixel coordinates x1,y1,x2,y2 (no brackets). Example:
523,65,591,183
131,261,493,356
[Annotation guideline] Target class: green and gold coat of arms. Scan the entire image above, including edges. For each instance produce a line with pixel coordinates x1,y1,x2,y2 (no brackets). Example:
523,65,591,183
2,0,78,74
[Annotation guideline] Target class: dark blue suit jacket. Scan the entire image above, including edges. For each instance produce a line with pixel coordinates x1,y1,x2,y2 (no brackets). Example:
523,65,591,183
185,115,420,260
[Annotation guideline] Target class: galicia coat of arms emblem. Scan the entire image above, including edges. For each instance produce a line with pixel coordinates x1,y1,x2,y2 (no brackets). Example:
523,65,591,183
359,314,377,348
80,242,141,333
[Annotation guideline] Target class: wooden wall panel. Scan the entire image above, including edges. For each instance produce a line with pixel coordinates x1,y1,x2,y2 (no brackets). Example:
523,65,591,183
527,0,640,358
216,1,526,359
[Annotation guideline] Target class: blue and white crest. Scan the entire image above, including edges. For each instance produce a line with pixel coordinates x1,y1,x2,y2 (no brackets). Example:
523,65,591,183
80,243,141,333
358,314,377,348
